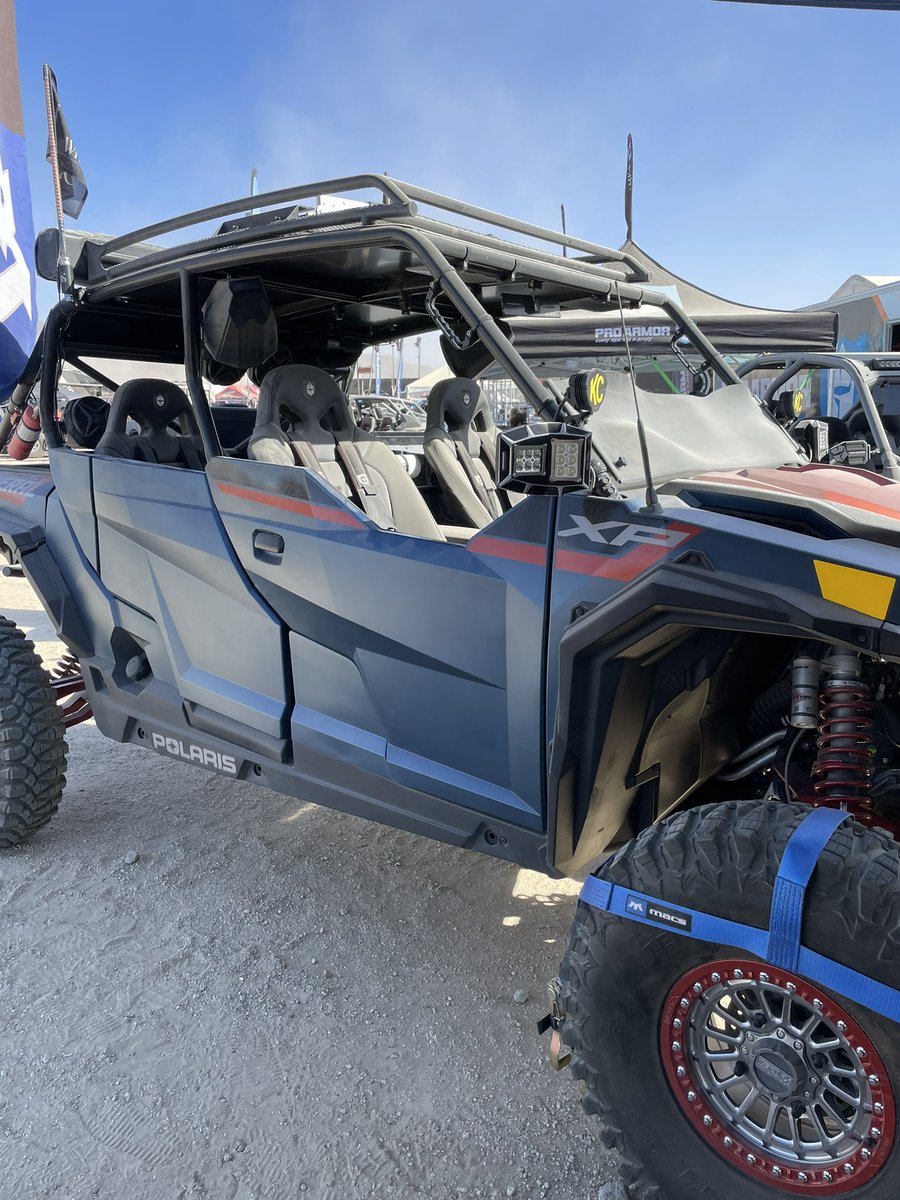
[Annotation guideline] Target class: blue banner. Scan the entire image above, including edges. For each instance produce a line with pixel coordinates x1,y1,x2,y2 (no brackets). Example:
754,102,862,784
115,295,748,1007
0,0,36,403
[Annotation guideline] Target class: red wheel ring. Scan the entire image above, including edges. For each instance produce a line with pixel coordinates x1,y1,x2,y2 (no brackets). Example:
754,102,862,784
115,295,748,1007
660,959,895,1194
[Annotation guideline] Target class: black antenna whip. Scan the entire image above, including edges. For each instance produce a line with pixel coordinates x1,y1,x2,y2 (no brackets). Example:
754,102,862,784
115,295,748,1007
624,133,634,243
560,203,568,257
615,282,660,513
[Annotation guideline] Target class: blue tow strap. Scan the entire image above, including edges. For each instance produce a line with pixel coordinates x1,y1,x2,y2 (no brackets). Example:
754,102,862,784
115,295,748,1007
767,807,847,971
579,808,900,1025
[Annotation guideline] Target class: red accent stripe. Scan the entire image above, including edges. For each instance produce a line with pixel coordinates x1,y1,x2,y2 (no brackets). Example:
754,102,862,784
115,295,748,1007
467,534,547,566
555,541,671,580
215,481,364,527
0,489,26,507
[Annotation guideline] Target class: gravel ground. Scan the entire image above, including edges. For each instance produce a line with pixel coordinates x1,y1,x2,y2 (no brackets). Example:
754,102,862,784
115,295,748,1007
0,570,618,1200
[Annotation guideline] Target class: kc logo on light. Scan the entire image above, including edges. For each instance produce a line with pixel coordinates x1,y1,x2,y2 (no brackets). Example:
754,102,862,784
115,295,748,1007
558,515,691,549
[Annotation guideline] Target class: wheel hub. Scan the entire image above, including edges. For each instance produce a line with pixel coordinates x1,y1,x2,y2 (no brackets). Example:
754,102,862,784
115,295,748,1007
660,960,896,1193
751,1044,805,1099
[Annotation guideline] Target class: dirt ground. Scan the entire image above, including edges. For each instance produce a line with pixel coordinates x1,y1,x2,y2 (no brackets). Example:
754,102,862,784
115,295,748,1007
0,570,619,1200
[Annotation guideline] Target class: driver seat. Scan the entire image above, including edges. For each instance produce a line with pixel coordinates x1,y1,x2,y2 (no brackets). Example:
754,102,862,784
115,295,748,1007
95,379,204,468
423,378,506,528
248,365,443,540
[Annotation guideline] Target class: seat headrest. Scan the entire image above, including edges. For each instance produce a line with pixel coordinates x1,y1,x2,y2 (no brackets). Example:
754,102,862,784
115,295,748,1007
427,376,496,448
426,378,494,442
256,365,354,436
107,378,193,434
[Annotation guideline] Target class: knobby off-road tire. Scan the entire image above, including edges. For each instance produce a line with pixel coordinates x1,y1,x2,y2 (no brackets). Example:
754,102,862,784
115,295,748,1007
0,616,67,848
560,800,900,1200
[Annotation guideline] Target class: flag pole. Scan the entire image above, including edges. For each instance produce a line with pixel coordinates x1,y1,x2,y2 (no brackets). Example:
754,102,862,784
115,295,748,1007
42,64,73,297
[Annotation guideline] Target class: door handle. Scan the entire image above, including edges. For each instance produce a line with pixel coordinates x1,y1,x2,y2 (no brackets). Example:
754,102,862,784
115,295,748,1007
252,529,285,559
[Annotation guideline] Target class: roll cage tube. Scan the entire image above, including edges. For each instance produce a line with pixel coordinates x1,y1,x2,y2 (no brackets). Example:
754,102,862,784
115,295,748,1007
180,270,223,461
39,301,77,450
84,215,742,473
749,353,900,482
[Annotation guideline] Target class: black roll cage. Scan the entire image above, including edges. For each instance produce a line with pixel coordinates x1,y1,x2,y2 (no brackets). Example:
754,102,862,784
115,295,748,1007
738,352,900,482
37,174,743,462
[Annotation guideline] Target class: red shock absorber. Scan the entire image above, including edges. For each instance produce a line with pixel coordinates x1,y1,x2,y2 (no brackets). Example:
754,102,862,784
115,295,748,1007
7,403,41,461
813,654,875,813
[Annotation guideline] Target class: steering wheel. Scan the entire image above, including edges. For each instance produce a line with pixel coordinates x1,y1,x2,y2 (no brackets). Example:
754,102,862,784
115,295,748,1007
845,406,900,456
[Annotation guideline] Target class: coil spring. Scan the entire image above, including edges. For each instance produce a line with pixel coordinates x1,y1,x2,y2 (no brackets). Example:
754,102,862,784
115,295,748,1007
813,677,875,806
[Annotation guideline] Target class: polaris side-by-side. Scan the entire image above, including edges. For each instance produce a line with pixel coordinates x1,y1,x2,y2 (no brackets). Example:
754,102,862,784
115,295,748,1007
3,176,900,1199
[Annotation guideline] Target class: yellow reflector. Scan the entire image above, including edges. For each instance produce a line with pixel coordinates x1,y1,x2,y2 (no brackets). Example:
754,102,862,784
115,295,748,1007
813,560,896,621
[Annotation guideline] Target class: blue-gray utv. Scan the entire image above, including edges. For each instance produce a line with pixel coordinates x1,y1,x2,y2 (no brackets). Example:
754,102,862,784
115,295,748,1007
2,177,899,1200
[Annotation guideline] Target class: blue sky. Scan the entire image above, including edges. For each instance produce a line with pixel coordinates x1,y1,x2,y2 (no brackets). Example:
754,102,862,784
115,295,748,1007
12,0,900,316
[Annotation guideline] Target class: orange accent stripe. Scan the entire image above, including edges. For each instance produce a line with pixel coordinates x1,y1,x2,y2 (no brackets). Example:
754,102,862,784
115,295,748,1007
874,294,888,324
818,489,900,522
215,481,364,527
467,534,547,566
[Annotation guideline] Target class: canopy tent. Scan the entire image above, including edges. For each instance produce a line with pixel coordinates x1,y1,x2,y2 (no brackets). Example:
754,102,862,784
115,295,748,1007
406,363,452,401
507,241,838,360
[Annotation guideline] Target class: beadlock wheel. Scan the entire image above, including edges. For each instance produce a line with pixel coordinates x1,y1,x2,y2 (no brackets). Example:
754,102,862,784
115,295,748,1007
660,961,895,1193
561,802,900,1200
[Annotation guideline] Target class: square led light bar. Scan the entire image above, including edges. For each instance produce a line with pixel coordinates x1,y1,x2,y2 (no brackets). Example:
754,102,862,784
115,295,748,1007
495,422,592,495
549,438,582,484
512,443,547,476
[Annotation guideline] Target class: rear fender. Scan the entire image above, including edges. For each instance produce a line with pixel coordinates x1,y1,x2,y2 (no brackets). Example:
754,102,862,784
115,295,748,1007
0,463,97,655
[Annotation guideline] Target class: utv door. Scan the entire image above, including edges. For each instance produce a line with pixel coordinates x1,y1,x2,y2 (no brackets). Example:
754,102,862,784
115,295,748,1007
208,457,552,834
90,455,290,758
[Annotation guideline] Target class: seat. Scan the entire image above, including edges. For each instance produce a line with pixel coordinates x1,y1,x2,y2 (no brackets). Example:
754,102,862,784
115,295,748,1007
248,364,443,541
423,377,507,528
95,379,204,469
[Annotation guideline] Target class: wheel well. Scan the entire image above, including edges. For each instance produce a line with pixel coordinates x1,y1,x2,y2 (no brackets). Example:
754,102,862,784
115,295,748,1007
551,625,795,875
